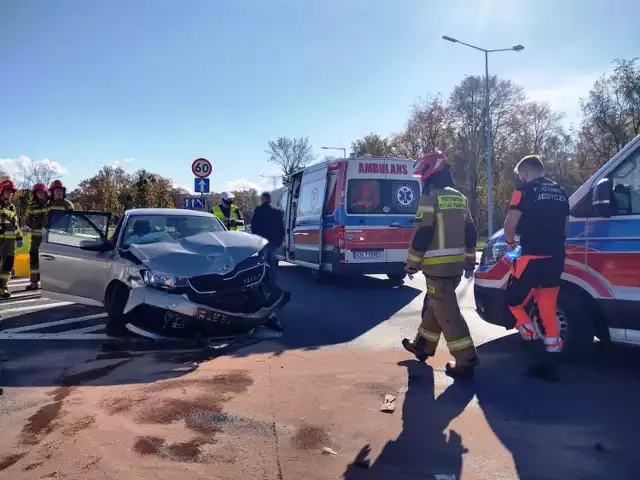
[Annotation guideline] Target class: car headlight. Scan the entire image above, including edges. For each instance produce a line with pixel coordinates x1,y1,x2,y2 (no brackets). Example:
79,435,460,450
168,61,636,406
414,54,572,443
141,270,189,290
250,247,267,264
481,235,520,266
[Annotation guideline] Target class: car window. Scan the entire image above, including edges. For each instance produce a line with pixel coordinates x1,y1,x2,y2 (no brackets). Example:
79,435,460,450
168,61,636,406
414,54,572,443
346,179,420,215
277,188,289,212
47,212,110,247
611,147,640,215
120,214,224,249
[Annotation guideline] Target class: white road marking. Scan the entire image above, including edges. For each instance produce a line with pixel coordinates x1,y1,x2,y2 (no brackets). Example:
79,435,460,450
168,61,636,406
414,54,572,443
0,332,112,340
63,324,105,334
1,313,108,333
8,280,31,287
2,291,42,300
0,298,45,307
0,301,73,314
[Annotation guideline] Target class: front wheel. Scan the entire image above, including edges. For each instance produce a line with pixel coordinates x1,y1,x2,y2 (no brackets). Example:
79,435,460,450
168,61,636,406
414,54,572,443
530,287,596,362
104,282,131,337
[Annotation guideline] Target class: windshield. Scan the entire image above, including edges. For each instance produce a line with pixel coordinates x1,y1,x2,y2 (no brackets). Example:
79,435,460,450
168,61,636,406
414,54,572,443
120,214,224,248
346,179,420,215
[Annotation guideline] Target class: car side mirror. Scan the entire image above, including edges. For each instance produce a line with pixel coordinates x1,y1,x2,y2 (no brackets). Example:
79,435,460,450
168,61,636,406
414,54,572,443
80,239,112,252
592,177,614,218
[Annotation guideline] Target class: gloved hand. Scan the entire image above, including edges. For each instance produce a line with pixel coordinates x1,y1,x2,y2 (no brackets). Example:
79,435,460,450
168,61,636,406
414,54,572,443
227,218,237,227
16,238,23,249
404,262,419,275
464,269,474,279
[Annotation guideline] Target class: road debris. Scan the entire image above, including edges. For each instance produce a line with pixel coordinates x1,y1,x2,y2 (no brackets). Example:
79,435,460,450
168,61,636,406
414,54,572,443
322,447,338,456
380,393,396,412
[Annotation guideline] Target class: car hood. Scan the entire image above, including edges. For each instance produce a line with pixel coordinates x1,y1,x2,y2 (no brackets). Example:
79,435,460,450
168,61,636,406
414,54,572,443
128,231,268,277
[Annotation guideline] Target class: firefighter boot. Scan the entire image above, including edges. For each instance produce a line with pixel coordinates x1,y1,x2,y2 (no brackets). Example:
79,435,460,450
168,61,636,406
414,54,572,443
445,357,479,380
401,337,431,363
26,282,39,291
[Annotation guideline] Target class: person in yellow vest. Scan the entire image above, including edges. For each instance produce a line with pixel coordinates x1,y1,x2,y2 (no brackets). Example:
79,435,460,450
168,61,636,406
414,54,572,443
401,152,479,380
212,192,244,231
25,183,50,291
0,180,22,299
47,180,75,212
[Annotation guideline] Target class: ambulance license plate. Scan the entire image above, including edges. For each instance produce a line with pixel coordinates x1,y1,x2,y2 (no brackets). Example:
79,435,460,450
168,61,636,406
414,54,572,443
353,250,383,261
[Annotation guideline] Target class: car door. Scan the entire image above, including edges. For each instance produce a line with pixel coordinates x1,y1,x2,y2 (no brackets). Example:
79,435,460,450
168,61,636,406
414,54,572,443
586,145,640,345
40,210,113,306
293,163,329,269
276,187,290,260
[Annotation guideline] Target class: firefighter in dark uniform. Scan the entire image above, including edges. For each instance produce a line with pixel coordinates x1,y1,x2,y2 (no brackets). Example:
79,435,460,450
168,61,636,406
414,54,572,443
401,152,479,379
0,180,22,299
25,183,49,291
504,155,570,383
48,180,75,212
212,192,244,231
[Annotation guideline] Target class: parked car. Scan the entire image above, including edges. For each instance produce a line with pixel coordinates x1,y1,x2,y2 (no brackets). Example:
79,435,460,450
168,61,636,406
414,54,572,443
475,134,640,359
40,208,290,339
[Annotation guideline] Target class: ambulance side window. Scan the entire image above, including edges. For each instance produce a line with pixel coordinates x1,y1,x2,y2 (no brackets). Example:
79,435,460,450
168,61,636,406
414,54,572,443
611,147,640,215
323,172,338,215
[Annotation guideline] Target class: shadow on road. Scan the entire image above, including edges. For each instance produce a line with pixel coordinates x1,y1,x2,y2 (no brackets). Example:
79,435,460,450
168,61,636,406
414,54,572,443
343,361,475,479
235,264,422,354
474,335,640,479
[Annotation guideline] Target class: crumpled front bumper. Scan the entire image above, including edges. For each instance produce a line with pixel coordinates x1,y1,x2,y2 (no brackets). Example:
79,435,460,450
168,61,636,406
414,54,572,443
122,285,290,332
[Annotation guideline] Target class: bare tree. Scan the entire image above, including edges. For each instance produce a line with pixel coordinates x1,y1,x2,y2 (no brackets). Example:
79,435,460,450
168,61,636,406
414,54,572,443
17,161,60,190
266,136,316,185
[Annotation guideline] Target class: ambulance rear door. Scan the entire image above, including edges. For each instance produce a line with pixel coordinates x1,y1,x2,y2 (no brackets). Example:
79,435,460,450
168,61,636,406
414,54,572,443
292,162,329,269
343,158,419,265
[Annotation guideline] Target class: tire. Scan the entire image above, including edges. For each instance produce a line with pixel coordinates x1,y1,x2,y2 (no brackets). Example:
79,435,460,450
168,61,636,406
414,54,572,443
529,285,596,362
310,268,327,284
387,274,406,284
104,282,131,337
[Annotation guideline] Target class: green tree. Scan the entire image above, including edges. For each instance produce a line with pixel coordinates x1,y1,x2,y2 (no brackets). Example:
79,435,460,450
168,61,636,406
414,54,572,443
351,133,393,157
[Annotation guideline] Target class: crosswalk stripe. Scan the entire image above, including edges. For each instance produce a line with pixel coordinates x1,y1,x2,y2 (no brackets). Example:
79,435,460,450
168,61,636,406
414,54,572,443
64,324,105,334
1,313,108,333
0,298,45,307
2,291,41,300
0,332,112,340
8,280,30,287
0,301,73,314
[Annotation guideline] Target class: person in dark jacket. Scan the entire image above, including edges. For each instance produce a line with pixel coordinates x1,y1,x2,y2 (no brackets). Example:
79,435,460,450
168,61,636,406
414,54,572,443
251,191,286,333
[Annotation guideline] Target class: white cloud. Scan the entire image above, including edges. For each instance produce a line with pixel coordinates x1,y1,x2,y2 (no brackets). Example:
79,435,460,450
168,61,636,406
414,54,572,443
515,70,606,125
0,155,68,180
108,157,136,168
225,179,263,192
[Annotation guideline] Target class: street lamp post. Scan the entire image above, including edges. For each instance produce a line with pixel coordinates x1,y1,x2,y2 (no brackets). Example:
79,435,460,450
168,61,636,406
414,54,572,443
321,146,347,159
442,36,524,237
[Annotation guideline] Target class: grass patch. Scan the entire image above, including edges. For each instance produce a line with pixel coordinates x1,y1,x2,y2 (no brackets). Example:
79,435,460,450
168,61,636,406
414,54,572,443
476,237,487,249
17,231,32,255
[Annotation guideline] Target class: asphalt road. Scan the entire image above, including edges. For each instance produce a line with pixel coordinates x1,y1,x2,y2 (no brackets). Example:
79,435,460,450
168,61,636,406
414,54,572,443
1,259,640,479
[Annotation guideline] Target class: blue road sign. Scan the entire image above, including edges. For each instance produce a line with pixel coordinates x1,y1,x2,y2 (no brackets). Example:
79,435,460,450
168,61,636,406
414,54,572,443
184,197,205,209
194,177,210,193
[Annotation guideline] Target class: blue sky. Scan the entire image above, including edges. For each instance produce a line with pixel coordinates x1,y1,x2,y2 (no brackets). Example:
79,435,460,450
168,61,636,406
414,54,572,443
1,0,638,193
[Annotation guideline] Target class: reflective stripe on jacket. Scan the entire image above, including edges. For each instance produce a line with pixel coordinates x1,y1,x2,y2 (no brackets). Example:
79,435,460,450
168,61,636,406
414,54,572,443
212,204,243,231
26,202,49,235
406,187,476,277
0,201,22,240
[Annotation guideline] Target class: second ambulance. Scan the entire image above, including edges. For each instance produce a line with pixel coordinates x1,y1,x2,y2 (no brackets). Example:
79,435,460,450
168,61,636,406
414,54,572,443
475,134,640,359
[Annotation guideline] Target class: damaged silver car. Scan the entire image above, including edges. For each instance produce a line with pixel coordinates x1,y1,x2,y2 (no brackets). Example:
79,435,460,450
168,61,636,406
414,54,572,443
39,208,290,339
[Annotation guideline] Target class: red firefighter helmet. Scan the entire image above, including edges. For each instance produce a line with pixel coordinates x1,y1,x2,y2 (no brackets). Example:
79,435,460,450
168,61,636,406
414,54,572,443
412,151,448,181
32,183,47,193
0,179,17,194
49,179,65,191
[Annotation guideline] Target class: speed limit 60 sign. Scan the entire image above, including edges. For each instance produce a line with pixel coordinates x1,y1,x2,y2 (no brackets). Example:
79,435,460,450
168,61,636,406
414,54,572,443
192,158,212,178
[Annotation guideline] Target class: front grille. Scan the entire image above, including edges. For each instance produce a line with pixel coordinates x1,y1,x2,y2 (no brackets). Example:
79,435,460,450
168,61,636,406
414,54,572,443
188,263,265,294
